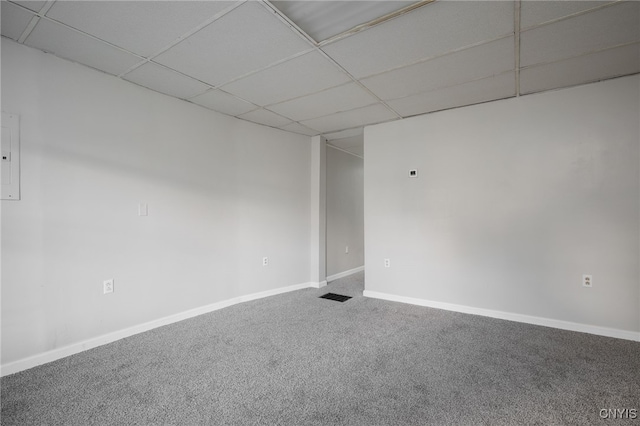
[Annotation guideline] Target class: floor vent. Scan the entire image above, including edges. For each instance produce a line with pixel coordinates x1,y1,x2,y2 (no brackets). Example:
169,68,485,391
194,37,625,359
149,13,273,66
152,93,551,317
319,293,352,302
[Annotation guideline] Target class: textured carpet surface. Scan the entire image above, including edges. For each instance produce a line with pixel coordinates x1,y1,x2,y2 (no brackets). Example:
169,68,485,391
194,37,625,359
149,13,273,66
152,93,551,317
1,272,639,425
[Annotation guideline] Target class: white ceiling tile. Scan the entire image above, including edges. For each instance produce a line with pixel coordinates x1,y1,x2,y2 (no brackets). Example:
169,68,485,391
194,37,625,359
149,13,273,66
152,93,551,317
1,1,35,40
11,1,46,13
25,19,142,76
520,1,612,30
323,127,363,141
520,43,640,95
387,71,516,117
271,1,417,42
279,122,318,137
267,83,378,122
123,62,211,99
190,90,257,116
322,0,513,78
155,2,312,87
222,51,351,106
521,2,640,67
45,1,235,58
361,36,514,101
300,103,397,133
238,109,292,128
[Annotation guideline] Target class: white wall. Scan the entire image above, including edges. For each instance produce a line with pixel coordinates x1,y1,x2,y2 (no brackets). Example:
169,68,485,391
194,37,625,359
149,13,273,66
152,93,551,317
326,146,364,278
364,75,640,337
1,40,312,366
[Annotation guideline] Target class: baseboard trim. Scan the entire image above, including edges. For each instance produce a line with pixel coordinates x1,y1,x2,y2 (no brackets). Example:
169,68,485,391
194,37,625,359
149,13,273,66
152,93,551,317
309,280,327,289
363,290,640,342
1,281,314,377
326,265,364,282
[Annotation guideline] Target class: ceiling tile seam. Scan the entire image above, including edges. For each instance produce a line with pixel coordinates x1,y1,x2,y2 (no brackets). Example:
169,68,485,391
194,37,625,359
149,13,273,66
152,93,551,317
326,143,364,159
519,0,625,33
345,33,516,83
261,80,358,109
401,93,518,120
188,88,262,114
313,48,402,120
17,15,40,44
185,98,260,120
317,0,435,47
13,0,54,43
117,59,151,79
521,72,640,97
122,61,219,96
384,69,517,104
297,105,402,133
115,1,246,78
278,124,319,136
122,79,188,101
260,0,429,120
247,107,296,123
30,15,147,63
38,0,55,15
259,0,318,47
192,0,320,91
140,2,247,63
215,47,316,91
519,41,640,71
212,0,419,118
6,0,53,15
234,116,294,132
264,99,382,125
515,0,521,97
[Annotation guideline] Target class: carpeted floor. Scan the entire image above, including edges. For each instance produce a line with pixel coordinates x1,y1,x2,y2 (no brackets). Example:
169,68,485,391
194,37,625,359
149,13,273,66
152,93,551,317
1,272,639,425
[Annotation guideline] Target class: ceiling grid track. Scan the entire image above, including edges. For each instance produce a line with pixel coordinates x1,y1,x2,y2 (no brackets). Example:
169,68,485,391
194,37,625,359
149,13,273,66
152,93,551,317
4,0,636,144
520,41,640,72
260,0,406,122
519,0,625,32
117,1,246,79
16,0,54,43
10,1,147,63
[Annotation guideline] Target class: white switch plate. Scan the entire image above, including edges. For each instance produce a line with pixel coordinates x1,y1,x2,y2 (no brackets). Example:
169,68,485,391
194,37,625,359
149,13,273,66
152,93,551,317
262,257,268,266
384,258,391,268
582,274,592,288
103,279,114,294
138,203,148,216
345,246,349,254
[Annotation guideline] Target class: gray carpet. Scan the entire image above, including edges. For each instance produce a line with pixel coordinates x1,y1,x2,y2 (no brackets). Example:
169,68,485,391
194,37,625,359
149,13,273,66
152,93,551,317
1,272,639,425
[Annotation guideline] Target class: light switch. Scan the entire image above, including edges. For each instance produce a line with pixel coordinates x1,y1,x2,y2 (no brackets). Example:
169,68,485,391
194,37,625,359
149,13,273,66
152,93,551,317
138,203,148,216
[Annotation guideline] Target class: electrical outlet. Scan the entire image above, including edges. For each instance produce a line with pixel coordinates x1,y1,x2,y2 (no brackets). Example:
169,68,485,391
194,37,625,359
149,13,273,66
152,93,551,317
262,257,268,266
582,274,593,288
345,246,349,254
384,258,391,268
103,279,114,294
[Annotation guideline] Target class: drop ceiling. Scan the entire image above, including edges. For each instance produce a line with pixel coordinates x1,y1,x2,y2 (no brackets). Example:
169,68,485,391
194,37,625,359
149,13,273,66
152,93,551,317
2,0,639,157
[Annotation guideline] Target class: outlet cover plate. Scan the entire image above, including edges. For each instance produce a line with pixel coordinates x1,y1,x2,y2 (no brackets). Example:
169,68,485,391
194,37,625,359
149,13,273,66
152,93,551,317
103,279,114,294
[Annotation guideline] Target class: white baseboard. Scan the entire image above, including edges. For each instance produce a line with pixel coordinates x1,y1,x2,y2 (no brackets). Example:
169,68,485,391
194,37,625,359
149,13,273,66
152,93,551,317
1,281,314,377
309,280,327,289
326,265,364,282
363,290,640,342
